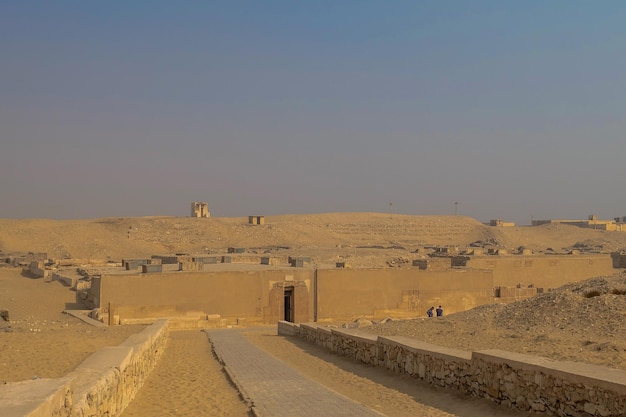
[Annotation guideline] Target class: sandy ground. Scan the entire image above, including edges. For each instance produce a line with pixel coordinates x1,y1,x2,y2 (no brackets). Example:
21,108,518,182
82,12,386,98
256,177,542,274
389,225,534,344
3,213,626,415
122,327,536,417
0,268,144,383
120,330,250,417
361,271,626,371
3,213,626,268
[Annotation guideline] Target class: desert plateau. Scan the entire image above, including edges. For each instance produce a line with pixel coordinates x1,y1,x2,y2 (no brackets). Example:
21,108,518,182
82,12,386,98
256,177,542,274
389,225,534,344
2,213,626,416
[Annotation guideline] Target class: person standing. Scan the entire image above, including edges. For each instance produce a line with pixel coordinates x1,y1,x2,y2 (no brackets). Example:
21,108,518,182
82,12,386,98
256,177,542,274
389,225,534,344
436,305,443,317
427,306,434,317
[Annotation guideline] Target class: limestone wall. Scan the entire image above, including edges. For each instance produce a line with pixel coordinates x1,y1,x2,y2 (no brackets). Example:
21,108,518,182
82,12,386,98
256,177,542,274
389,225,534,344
316,268,494,320
90,254,617,324
281,322,626,416
97,269,313,325
0,320,168,417
460,254,614,288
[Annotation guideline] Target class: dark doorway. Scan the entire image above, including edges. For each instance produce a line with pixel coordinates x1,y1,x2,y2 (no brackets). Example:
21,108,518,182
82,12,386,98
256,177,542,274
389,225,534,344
284,287,294,322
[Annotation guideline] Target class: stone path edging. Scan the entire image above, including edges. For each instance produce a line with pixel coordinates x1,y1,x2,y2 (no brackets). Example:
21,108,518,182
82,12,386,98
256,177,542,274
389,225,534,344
205,328,385,417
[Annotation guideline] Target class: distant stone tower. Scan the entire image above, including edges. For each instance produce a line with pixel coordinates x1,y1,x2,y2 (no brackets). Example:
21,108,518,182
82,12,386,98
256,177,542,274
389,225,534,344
191,202,210,218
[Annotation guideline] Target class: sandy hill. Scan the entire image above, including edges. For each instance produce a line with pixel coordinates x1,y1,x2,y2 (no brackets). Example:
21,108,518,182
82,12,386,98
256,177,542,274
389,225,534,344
365,271,626,370
2,213,626,267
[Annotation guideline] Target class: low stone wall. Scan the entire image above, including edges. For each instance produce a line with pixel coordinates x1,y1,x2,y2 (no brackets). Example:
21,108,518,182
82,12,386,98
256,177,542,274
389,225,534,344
0,320,168,417
0,377,73,417
280,321,626,416
52,271,80,288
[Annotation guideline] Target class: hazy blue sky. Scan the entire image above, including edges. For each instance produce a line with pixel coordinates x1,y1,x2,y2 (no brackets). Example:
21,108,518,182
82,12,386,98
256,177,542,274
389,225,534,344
2,1,625,224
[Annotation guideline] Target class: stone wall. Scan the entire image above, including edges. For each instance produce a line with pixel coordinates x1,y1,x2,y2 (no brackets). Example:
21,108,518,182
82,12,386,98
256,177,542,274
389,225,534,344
52,270,81,289
0,320,168,417
460,254,614,288
317,268,494,320
95,269,313,325
28,260,48,278
90,254,618,325
280,322,626,416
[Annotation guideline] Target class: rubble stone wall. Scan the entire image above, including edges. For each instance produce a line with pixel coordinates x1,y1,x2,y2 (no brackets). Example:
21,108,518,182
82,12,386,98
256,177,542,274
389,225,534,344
281,322,626,417
0,320,168,417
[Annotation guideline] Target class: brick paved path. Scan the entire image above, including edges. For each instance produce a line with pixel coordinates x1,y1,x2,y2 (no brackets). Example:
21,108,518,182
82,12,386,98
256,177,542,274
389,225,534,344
206,329,386,417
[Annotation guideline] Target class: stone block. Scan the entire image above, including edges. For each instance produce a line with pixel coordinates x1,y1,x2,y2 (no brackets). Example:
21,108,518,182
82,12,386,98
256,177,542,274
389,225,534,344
142,264,162,273
151,255,179,264
28,261,48,278
193,256,217,264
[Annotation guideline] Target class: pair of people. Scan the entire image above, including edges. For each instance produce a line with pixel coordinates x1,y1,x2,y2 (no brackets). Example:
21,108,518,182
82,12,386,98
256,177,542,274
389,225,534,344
427,305,443,317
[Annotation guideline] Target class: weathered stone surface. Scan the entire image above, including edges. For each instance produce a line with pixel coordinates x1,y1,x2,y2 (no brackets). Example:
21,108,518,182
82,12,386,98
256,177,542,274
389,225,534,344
0,378,72,417
0,320,168,417
279,322,626,417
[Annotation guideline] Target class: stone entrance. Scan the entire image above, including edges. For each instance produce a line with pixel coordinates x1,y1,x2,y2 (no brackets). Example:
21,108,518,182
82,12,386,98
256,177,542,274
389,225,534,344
268,280,309,324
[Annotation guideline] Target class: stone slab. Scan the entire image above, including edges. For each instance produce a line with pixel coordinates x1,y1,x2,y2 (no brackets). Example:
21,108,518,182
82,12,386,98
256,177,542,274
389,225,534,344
0,377,72,417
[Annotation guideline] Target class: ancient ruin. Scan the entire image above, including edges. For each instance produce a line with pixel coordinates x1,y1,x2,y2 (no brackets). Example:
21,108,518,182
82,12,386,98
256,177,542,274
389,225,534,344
3,213,626,417
532,214,626,231
190,202,210,218
489,219,515,227
61,245,617,328
248,215,265,225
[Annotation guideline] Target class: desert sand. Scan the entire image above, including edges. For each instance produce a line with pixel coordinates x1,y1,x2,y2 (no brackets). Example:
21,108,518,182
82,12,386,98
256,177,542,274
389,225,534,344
3,213,626,268
120,329,250,417
2,213,626,416
363,272,626,370
0,268,145,383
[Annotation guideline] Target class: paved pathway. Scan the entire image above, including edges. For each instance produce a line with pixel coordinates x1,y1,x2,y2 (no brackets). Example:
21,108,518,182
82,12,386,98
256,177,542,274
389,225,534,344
205,329,386,417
